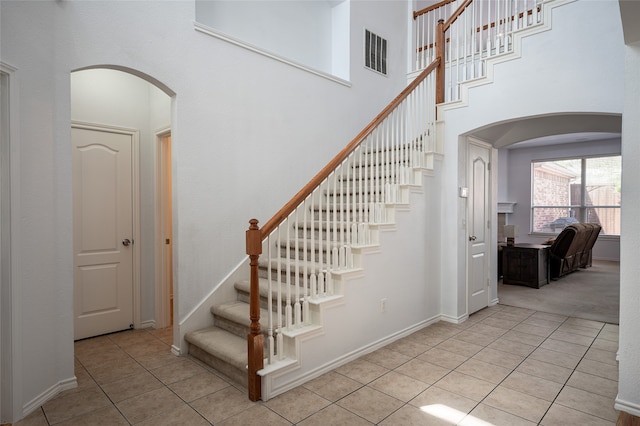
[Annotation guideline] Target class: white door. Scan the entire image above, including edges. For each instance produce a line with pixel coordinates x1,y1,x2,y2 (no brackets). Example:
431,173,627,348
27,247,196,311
467,141,491,314
73,125,134,340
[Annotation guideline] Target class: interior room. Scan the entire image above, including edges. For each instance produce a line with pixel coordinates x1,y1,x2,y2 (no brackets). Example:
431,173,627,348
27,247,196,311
496,132,621,325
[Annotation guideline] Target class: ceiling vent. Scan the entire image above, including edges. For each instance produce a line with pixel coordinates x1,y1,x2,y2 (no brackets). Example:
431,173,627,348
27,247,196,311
364,29,387,76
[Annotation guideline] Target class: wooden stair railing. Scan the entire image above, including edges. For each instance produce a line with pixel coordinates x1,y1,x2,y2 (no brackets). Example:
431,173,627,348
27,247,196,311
245,0,544,400
416,0,543,102
245,58,440,401
435,0,474,103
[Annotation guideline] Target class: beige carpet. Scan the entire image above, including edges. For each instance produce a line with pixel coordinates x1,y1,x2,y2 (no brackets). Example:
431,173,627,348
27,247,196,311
498,260,620,324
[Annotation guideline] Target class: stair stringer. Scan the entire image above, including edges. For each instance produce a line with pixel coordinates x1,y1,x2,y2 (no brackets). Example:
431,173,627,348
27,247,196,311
258,156,445,400
436,0,576,115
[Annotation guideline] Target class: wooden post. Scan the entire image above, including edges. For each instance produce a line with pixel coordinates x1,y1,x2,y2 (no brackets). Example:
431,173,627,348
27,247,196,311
436,19,445,106
246,219,263,401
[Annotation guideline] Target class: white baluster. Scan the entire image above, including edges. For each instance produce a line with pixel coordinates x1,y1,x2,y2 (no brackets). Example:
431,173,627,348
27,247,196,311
303,294,310,326
310,273,317,300
332,247,339,270
318,180,323,278
310,189,315,297
267,235,274,364
277,330,283,361
385,181,391,204
294,212,301,328
286,218,292,330
332,171,337,271
276,226,283,359
369,201,376,224
318,271,325,297
340,160,345,253
351,222,358,246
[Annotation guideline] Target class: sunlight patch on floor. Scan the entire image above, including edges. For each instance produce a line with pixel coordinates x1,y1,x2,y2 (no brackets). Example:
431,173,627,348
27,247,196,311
420,404,494,426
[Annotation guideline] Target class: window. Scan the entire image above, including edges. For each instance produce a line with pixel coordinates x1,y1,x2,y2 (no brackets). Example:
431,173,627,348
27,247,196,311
364,29,387,75
531,155,621,236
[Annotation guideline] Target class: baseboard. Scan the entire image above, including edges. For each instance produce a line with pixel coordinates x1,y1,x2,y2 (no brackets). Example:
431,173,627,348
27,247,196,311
171,345,181,356
139,320,156,329
22,376,77,419
489,298,499,306
592,256,620,263
616,397,640,418
263,314,442,400
440,313,468,324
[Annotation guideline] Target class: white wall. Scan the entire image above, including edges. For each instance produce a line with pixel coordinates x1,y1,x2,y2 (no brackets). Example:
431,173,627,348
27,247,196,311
71,69,172,325
616,41,640,417
270,161,443,395
499,139,621,261
196,0,336,76
0,0,410,419
437,0,624,319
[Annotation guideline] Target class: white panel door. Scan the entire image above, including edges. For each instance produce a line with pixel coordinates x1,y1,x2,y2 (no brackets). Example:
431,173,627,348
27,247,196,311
467,141,491,315
73,126,134,340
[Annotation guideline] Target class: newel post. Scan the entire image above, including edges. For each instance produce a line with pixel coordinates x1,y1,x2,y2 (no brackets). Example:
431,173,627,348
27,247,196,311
436,19,445,105
246,219,263,401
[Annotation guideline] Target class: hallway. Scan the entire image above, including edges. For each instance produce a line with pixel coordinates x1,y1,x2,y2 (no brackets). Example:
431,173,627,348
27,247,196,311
16,304,619,425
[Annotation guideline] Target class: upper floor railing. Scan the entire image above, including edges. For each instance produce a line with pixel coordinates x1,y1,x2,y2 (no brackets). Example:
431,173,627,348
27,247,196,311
415,0,543,103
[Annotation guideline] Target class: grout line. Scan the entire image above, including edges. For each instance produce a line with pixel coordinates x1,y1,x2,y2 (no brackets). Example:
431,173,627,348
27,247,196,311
536,320,609,424
33,310,618,426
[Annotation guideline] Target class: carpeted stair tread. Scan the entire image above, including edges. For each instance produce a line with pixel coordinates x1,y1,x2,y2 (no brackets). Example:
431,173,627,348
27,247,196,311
185,326,247,371
235,278,299,300
258,258,331,274
211,300,281,333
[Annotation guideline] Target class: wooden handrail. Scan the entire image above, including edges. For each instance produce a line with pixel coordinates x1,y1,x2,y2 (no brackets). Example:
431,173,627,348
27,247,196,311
257,58,441,240
443,0,474,30
416,5,540,54
245,58,440,401
414,0,457,19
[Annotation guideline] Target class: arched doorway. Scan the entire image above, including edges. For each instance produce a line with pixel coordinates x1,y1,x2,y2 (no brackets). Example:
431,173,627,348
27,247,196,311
463,112,622,318
71,68,174,339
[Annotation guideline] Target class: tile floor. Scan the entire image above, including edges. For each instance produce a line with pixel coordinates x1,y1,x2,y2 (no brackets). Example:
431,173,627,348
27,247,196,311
16,304,620,425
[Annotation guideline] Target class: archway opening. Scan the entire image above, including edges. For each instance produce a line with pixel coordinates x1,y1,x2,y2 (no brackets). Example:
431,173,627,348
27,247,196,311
71,68,174,339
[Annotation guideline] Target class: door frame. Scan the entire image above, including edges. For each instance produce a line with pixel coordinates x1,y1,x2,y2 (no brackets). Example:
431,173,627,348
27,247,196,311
154,128,172,329
71,121,142,332
1,62,19,424
465,137,495,315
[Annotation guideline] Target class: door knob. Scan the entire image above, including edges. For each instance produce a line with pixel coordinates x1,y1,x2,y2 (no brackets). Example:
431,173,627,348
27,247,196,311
122,238,131,246
469,236,477,241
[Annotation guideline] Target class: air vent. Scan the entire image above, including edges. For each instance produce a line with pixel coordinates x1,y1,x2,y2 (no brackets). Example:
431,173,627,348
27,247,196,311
364,29,387,75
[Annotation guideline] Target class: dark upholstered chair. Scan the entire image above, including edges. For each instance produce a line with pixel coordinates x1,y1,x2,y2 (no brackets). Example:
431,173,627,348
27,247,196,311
579,223,601,268
548,223,601,279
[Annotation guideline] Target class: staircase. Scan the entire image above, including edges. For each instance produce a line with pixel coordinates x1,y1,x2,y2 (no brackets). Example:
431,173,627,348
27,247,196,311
184,0,569,401
185,139,441,389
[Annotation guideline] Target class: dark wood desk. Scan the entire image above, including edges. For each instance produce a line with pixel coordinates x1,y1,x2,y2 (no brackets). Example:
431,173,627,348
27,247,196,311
502,243,549,288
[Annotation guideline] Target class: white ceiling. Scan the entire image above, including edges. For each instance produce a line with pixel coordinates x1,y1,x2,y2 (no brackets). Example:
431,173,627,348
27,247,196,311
506,131,620,149
469,113,622,149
